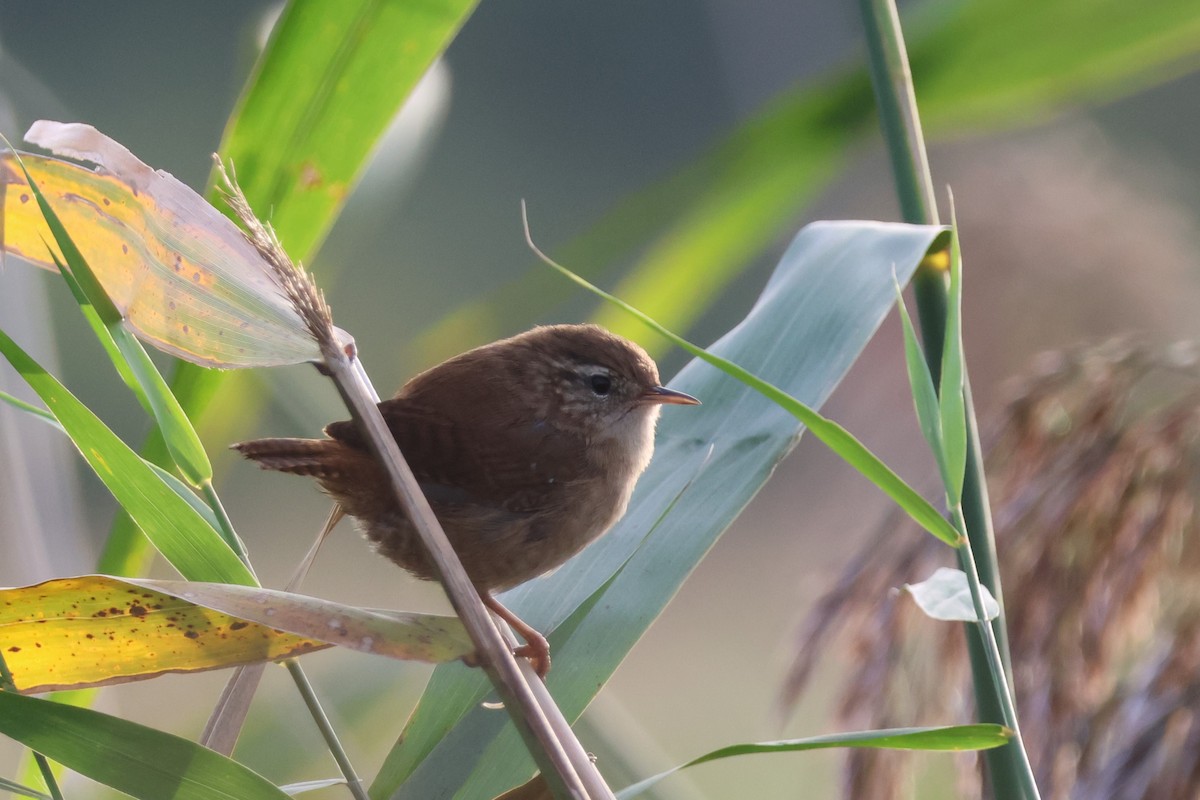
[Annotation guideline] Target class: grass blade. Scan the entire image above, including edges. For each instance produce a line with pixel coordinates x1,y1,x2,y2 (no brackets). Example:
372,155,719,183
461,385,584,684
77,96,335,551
0,326,254,586
617,725,1011,799
0,691,291,800
939,206,967,503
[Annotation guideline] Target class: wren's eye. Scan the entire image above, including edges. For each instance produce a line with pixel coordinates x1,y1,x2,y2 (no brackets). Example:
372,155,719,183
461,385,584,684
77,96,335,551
589,373,612,396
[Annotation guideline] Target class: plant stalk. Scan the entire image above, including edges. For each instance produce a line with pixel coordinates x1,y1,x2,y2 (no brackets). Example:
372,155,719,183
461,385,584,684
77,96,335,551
285,660,370,800
952,507,1040,800
201,480,255,577
321,347,602,800
857,0,1029,796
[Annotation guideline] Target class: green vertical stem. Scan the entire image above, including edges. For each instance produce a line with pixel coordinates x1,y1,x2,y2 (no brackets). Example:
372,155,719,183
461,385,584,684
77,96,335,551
285,660,370,800
858,0,1029,797
200,481,255,577
197,480,366,798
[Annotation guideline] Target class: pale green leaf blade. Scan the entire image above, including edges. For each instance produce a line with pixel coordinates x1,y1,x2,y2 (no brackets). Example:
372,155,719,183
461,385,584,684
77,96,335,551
0,776,50,800
913,0,1200,133
534,219,960,548
906,566,1000,622
281,779,347,796
216,0,480,260
0,326,255,586
894,273,950,488
0,691,291,800
28,174,213,485
938,216,967,503
373,221,949,798
0,389,221,531
617,725,1011,799
424,0,1200,356
0,390,58,428
128,578,472,665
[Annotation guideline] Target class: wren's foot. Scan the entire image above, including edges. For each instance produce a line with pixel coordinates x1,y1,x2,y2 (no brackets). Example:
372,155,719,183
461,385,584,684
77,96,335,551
512,632,551,679
483,593,552,678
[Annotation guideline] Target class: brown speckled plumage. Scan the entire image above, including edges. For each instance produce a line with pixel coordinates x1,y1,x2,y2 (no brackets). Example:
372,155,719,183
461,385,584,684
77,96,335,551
234,324,699,674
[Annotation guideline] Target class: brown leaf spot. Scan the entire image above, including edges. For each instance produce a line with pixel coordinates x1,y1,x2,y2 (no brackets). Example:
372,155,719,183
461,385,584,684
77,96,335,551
300,162,323,188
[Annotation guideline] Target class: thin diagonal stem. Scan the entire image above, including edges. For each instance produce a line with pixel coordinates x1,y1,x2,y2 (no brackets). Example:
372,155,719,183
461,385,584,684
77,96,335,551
285,660,370,800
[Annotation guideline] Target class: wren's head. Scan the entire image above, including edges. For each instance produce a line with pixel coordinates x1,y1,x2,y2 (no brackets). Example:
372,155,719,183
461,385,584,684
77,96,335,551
502,324,698,443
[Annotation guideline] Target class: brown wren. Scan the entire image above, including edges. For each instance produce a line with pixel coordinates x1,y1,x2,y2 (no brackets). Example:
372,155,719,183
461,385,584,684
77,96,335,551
234,324,699,676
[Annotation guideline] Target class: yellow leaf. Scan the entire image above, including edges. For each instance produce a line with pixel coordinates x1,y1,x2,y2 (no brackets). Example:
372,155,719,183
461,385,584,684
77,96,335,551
0,122,323,368
0,576,328,693
0,575,474,694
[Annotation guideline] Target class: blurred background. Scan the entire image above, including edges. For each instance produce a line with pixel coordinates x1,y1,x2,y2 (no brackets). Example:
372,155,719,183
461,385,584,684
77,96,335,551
2,1,1200,797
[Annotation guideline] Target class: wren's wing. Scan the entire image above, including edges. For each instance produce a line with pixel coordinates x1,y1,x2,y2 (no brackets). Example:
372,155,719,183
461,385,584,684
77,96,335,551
323,399,584,515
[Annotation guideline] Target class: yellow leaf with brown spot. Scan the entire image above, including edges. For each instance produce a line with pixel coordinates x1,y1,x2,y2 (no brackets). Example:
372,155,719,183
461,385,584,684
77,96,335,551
0,576,471,693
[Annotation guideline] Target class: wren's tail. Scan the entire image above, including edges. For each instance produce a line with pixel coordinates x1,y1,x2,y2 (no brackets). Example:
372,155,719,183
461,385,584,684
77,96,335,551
232,438,346,478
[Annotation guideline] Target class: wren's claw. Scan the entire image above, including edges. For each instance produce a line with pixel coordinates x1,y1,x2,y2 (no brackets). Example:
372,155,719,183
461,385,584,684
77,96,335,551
513,633,551,679
483,593,552,679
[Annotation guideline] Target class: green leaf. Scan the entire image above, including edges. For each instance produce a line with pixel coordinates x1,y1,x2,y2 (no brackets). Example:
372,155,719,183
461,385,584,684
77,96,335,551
0,390,59,429
418,81,869,358
590,84,861,340
0,390,222,532
53,252,153,418
938,211,967,503
617,725,1012,799
0,327,255,586
424,0,1200,357
215,0,480,261
40,211,212,486
0,691,291,800
912,0,1200,133
895,273,949,489
0,776,50,800
906,566,1000,622
372,221,950,798
533,217,961,549
281,779,347,796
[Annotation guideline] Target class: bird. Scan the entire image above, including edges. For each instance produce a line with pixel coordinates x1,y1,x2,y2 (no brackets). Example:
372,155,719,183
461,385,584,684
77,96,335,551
233,323,699,676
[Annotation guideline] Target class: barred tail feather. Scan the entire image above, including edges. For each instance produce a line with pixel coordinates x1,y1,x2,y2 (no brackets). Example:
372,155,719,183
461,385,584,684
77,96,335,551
232,438,346,478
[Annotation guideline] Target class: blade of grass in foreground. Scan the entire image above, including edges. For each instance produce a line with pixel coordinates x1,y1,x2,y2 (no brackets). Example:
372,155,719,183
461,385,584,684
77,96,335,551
616,724,1011,799
0,691,290,800
0,327,254,586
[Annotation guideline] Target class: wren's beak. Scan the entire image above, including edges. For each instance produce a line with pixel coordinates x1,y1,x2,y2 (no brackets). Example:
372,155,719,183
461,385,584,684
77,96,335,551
641,385,701,406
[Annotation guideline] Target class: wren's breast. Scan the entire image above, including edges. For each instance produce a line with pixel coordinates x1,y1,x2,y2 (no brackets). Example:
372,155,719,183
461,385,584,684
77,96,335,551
494,425,654,590
360,407,659,593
